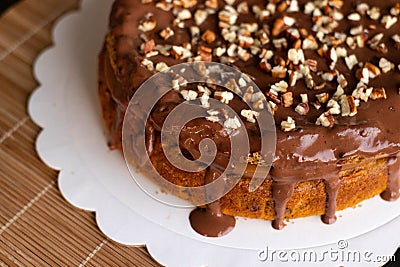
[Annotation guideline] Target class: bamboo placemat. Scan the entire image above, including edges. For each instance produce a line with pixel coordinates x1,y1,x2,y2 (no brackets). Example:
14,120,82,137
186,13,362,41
0,0,161,266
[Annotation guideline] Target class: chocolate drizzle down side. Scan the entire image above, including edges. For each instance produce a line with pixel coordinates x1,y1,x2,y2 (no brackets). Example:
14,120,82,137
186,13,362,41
189,167,236,237
101,0,400,236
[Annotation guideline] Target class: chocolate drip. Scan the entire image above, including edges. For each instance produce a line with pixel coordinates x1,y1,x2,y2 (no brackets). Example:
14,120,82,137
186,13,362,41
321,176,341,224
381,154,400,201
189,167,235,237
271,180,294,230
189,205,235,237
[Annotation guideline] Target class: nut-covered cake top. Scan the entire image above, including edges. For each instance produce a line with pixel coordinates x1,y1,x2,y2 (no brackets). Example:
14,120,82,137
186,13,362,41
107,0,400,163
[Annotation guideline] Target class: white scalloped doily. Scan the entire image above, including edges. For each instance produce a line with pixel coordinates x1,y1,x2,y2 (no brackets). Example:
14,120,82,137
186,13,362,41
28,0,400,266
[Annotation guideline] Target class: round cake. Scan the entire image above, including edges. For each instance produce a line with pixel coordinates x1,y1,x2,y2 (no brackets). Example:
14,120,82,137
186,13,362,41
98,0,400,236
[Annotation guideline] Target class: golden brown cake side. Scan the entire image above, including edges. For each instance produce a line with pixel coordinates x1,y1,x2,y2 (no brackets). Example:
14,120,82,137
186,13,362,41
147,134,388,221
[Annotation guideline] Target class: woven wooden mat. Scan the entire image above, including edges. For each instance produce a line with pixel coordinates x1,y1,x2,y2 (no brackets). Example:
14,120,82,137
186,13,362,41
0,0,161,266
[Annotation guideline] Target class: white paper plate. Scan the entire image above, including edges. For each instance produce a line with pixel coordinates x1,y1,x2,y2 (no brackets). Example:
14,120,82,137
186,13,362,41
28,0,400,266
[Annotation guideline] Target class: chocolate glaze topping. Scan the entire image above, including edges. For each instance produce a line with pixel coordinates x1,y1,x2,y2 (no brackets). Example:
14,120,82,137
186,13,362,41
102,0,400,236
